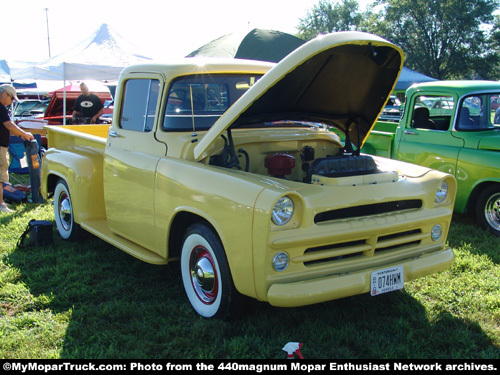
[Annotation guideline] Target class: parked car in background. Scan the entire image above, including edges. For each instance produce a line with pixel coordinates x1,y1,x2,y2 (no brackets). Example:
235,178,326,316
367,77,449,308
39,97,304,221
17,89,112,147
12,99,50,122
379,95,402,122
491,96,500,111
99,99,114,123
418,96,455,116
359,80,500,236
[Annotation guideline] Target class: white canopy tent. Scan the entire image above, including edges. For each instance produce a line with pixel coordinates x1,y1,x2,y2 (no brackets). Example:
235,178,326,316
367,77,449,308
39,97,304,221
11,24,153,122
11,23,152,81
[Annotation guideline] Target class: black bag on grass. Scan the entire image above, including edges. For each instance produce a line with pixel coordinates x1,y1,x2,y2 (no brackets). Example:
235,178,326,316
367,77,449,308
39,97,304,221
18,219,54,247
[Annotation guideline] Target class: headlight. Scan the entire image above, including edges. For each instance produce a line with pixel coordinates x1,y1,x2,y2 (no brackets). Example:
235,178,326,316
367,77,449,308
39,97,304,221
271,196,294,225
434,180,448,204
272,252,289,271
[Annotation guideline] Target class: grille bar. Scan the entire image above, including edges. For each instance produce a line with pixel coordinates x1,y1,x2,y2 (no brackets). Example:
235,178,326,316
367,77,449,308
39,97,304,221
314,199,422,224
294,242,371,263
377,230,427,250
300,228,423,267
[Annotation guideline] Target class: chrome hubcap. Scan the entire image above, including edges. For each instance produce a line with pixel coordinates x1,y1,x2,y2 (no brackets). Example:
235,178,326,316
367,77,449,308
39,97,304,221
484,192,500,231
58,193,72,231
190,247,217,304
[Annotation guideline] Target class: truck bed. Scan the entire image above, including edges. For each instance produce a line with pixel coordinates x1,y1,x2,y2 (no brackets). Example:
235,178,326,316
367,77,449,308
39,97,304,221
45,124,110,150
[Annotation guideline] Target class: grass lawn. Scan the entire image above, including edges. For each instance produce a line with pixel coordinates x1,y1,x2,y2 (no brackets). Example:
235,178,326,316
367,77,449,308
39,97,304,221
1,202,499,359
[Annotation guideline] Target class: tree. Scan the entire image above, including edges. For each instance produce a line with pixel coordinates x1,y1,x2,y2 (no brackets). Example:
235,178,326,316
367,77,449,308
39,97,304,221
297,0,500,80
375,0,500,79
297,0,363,40
485,14,500,79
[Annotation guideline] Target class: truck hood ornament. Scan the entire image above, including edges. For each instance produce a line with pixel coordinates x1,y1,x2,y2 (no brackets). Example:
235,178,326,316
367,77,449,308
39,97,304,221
194,31,404,160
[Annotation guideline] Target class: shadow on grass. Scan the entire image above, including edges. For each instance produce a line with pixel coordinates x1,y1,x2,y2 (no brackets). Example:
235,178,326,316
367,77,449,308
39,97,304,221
0,203,39,226
449,213,500,264
0,200,51,216
4,216,499,359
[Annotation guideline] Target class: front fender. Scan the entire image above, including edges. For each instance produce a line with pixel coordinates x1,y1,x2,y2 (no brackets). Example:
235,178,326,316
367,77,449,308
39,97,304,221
455,148,500,213
155,158,275,298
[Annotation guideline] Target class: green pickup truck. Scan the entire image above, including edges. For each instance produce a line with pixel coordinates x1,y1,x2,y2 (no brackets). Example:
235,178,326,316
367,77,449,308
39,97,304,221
360,81,500,236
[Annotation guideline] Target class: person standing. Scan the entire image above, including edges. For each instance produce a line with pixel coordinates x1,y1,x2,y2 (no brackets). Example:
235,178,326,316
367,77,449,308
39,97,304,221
0,84,34,213
72,82,104,124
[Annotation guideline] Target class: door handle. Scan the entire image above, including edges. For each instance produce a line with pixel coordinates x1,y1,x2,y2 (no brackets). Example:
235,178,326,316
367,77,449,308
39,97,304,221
404,130,418,135
109,130,124,138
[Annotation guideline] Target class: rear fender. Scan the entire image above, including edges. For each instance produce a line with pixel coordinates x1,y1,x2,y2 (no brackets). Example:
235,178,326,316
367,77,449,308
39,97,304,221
42,149,105,223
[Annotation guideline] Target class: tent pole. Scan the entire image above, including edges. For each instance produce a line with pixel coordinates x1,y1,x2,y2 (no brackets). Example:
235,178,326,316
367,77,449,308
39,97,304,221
63,63,66,125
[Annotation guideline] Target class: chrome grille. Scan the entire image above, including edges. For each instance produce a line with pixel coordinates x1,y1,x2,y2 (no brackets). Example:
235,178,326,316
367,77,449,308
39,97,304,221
300,229,424,267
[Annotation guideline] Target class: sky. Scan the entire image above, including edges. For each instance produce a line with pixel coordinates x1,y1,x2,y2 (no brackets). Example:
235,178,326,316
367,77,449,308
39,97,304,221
1,0,334,63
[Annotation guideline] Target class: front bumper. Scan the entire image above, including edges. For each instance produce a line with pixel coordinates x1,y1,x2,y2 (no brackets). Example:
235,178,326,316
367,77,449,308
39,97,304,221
267,247,454,307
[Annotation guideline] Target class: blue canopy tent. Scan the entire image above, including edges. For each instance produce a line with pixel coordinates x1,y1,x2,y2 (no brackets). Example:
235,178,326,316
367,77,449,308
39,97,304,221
395,67,436,91
0,60,10,83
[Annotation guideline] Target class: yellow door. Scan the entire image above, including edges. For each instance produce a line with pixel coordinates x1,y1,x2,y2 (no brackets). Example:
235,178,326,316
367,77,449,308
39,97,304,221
104,76,166,252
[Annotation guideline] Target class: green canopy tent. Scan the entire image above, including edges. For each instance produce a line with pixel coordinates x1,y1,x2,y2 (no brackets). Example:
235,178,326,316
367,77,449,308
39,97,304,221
188,29,437,93
186,28,306,63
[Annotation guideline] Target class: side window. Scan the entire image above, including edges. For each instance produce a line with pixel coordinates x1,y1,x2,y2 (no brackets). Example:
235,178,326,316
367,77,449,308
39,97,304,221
162,75,261,131
412,95,454,131
119,79,160,132
458,94,499,130
493,96,500,124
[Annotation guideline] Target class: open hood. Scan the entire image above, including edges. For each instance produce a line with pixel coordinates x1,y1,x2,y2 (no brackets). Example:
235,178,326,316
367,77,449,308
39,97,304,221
194,31,403,160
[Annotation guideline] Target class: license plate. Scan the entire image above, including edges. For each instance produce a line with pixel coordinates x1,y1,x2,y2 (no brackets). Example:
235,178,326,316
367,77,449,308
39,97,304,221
370,266,404,296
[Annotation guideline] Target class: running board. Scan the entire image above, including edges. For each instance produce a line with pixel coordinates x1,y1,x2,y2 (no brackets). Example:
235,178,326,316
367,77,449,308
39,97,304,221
81,220,168,265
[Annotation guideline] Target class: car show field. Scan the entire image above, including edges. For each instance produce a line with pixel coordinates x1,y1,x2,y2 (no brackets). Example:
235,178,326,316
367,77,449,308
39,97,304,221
0,203,498,358
2,0,499,360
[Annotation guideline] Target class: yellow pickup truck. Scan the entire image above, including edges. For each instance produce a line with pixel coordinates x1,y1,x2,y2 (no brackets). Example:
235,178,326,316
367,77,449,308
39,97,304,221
41,32,456,319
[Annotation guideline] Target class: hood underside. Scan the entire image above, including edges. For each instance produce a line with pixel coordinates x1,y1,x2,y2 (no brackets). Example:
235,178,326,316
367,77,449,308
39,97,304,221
194,31,404,160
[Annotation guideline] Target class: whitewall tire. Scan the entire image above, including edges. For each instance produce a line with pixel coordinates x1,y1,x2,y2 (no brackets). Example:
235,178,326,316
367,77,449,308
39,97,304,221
53,179,80,241
180,223,234,319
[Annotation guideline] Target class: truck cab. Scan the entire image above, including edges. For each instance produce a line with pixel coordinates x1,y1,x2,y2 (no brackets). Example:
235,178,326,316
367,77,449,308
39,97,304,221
365,81,500,236
41,32,456,319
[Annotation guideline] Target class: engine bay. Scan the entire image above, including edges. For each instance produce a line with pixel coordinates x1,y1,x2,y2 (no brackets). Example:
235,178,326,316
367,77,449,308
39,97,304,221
208,129,394,185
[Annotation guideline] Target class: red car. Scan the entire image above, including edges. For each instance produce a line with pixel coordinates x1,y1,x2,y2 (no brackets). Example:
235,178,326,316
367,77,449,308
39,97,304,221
491,96,500,111
17,88,112,147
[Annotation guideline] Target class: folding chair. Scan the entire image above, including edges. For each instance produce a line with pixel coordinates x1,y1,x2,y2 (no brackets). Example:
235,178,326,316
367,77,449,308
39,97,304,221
8,136,31,186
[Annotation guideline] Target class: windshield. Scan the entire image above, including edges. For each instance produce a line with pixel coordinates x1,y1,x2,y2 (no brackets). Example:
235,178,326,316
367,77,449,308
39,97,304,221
457,93,500,131
14,100,49,117
410,95,455,131
162,74,263,132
